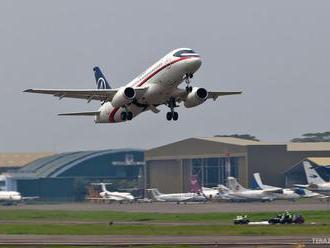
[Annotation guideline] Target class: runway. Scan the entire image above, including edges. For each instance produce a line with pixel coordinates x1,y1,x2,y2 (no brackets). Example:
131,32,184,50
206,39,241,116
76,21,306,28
5,199,329,213
0,234,319,246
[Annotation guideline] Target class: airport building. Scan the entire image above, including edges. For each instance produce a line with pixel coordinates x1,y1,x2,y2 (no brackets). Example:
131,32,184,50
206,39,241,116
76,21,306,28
284,157,330,186
145,137,330,193
3,149,144,201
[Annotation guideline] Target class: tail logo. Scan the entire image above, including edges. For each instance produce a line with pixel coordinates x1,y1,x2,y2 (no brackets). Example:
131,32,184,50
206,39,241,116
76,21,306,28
97,78,107,89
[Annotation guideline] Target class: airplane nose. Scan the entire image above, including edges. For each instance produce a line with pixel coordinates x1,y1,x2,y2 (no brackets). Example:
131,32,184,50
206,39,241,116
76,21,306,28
186,57,202,73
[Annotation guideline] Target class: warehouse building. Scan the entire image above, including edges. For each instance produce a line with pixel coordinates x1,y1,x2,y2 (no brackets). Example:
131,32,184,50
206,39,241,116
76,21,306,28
284,157,330,186
4,149,144,201
145,137,330,193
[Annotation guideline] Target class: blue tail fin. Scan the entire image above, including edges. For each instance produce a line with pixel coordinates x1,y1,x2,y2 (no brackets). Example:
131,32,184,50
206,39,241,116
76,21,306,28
93,66,111,89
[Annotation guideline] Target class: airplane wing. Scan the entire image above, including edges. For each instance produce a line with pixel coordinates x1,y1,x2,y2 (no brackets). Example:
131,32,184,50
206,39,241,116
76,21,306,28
208,91,242,100
22,196,39,200
58,111,101,116
24,87,148,102
294,184,309,188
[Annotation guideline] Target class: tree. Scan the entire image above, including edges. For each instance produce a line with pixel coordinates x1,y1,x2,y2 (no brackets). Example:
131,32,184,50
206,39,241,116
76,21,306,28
291,132,330,142
214,134,259,141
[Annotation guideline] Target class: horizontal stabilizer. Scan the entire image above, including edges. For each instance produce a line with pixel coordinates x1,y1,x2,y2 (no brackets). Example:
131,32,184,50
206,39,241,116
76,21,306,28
58,111,100,116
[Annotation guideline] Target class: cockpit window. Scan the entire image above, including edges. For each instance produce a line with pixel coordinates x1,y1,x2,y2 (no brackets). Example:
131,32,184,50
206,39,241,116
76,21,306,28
173,49,199,57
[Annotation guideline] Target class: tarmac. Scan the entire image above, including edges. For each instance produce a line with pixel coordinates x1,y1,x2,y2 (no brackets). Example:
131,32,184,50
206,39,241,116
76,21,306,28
0,234,322,247
3,198,329,213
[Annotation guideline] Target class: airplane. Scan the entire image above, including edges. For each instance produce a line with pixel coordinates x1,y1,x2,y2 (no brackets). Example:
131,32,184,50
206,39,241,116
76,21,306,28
225,177,283,202
147,188,207,203
24,48,241,122
252,173,301,200
0,191,38,205
294,161,330,196
88,183,135,203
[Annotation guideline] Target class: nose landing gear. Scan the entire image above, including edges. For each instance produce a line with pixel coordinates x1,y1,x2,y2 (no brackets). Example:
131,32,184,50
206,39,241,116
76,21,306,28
166,97,179,121
185,73,193,93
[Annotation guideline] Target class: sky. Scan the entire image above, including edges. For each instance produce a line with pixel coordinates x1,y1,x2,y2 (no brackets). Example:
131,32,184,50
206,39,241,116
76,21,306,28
0,0,329,152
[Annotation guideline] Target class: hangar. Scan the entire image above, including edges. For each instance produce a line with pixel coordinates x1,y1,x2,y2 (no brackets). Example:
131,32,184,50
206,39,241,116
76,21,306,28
284,157,330,186
4,149,144,201
145,137,330,193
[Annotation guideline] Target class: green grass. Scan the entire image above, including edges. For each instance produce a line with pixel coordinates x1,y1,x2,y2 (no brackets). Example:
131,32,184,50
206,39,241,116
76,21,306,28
0,209,328,236
0,209,328,224
0,223,328,236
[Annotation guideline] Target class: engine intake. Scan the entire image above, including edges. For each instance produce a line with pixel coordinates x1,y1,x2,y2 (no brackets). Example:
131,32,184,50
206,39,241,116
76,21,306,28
111,87,136,108
184,87,208,108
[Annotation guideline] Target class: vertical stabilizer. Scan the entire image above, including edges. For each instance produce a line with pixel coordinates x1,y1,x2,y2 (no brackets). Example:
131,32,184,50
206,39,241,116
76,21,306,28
93,66,111,89
190,175,202,193
226,177,247,192
303,161,326,184
252,173,265,189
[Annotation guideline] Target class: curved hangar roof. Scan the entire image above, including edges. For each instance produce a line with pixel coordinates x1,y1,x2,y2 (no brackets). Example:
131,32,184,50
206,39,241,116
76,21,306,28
14,149,144,178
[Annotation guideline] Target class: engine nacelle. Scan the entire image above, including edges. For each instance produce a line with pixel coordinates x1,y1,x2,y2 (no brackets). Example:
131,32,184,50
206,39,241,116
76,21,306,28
111,87,136,108
184,87,208,108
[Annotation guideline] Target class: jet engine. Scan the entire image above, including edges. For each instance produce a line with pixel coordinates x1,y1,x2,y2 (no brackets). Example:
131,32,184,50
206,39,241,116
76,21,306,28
184,87,208,108
111,87,136,108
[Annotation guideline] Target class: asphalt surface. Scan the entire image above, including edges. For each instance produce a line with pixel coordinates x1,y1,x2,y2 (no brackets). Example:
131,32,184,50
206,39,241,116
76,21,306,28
4,199,329,213
0,234,322,246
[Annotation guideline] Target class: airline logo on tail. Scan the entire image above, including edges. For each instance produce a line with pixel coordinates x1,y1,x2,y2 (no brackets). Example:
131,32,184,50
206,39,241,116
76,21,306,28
93,66,111,89
190,175,202,193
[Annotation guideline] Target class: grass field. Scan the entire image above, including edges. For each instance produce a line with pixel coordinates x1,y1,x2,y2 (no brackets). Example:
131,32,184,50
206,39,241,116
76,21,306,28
0,209,329,223
0,209,328,235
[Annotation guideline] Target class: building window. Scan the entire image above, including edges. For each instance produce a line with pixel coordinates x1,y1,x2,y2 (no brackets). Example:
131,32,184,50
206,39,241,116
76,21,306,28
191,157,240,187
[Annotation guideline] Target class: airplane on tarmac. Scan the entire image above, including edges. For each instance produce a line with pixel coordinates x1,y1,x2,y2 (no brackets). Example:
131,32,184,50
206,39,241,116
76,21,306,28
147,188,207,203
24,48,241,122
225,177,283,202
295,161,330,196
0,191,38,205
252,173,303,200
88,183,135,203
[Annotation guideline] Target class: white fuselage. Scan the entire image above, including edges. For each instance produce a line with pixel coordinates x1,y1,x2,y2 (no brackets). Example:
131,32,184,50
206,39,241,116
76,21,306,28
100,191,135,202
95,49,202,123
307,183,330,196
0,191,22,201
154,192,205,202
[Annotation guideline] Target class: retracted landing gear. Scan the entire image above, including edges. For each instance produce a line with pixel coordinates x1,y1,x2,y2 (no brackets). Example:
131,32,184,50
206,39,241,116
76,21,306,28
166,97,179,121
121,108,133,121
185,73,193,93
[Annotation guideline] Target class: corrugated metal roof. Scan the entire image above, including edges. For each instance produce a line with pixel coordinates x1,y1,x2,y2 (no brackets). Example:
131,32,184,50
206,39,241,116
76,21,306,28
307,157,330,166
287,142,330,151
13,149,143,178
0,152,54,168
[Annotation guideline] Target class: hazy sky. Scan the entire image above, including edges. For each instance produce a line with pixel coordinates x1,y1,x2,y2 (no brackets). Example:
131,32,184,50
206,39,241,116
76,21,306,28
0,0,329,152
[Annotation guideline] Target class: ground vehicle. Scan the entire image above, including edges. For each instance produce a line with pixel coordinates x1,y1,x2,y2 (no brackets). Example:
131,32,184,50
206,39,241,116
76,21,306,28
268,211,304,224
233,215,250,225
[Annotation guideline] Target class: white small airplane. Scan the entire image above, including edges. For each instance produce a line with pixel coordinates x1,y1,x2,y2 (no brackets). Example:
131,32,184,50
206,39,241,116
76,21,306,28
147,188,206,203
252,173,301,200
0,191,38,205
226,177,283,202
88,183,135,203
24,48,241,122
295,161,330,196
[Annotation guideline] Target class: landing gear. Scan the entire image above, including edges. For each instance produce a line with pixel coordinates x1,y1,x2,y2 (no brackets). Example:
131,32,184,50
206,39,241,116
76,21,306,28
185,73,193,93
121,109,133,121
166,97,179,121
127,111,133,120
121,111,127,121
